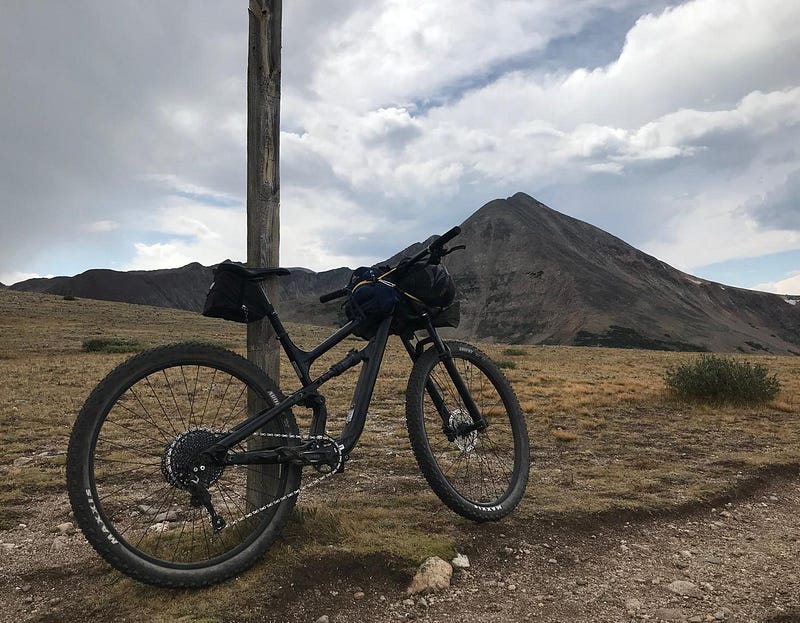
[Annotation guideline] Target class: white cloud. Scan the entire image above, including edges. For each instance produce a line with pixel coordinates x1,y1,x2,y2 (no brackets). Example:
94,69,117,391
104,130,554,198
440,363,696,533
124,201,246,271
753,272,800,296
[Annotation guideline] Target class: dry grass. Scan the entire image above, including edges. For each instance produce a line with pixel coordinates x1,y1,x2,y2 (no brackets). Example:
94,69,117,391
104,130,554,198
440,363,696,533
1,289,799,620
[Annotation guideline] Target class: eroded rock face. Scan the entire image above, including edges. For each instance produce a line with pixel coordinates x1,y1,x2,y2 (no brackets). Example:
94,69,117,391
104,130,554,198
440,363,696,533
407,556,453,595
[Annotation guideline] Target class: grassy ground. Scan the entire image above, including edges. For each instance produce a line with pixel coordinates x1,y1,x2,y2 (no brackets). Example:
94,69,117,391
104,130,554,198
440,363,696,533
1,289,799,621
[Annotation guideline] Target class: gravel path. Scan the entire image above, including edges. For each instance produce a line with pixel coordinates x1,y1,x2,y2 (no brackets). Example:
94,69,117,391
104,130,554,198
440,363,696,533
305,473,800,623
1,472,799,622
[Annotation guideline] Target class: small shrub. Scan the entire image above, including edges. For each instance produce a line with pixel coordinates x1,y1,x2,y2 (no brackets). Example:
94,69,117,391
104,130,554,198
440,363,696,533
496,360,517,370
503,347,527,357
665,354,780,404
82,337,145,354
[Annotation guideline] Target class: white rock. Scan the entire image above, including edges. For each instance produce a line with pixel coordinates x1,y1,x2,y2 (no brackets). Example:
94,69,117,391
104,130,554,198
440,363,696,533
451,553,470,569
665,580,703,598
407,557,453,595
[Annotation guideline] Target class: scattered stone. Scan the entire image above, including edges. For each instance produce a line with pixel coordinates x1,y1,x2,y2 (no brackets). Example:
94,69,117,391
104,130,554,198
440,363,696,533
575,578,588,586
507,584,517,591
402,598,415,607
148,522,171,533
51,536,68,552
13,456,35,467
451,553,470,569
137,505,157,515
417,597,429,608
407,557,453,594
654,607,685,621
675,560,690,570
314,616,329,623
689,616,704,623
713,611,726,620
547,558,557,564
19,584,32,593
625,598,643,612
666,580,703,599
54,522,74,534
354,591,365,600
153,510,180,523
49,597,62,606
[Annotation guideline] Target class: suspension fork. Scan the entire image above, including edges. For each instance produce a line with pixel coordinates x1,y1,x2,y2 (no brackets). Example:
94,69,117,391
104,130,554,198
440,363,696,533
405,318,488,436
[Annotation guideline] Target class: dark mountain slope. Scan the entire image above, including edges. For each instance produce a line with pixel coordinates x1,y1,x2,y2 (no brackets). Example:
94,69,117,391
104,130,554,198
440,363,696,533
443,193,800,353
11,262,349,326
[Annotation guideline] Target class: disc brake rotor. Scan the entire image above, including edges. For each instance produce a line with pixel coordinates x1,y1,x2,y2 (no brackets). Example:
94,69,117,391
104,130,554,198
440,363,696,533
448,408,478,452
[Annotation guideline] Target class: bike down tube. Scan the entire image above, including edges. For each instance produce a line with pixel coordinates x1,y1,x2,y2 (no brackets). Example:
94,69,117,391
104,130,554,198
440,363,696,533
203,319,381,460
335,316,393,456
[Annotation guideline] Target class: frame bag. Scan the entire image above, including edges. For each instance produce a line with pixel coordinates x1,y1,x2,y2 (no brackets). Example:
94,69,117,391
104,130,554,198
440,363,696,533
202,262,269,324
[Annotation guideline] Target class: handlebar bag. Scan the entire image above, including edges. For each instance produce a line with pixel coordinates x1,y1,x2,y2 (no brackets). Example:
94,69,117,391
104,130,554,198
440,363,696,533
202,262,269,323
391,264,456,309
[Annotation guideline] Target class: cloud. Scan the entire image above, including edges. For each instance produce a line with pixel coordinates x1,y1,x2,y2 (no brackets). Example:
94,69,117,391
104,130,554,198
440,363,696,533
746,168,800,230
753,272,800,296
0,0,799,291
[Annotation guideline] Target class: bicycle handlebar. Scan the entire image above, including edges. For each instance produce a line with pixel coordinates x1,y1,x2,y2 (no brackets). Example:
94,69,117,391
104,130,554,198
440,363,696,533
319,287,349,303
318,225,463,303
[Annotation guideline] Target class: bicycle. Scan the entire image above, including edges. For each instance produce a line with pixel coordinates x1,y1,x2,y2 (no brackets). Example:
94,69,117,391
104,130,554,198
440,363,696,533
66,226,530,587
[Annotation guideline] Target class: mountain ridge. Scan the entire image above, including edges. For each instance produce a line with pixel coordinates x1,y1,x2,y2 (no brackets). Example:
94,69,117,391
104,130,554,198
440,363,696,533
10,193,800,354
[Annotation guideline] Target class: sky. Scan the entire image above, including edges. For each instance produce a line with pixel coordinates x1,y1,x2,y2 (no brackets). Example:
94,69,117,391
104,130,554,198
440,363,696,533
1,0,799,294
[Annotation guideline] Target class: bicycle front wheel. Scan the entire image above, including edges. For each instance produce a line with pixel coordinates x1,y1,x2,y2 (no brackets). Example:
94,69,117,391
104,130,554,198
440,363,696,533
66,343,301,587
405,341,529,521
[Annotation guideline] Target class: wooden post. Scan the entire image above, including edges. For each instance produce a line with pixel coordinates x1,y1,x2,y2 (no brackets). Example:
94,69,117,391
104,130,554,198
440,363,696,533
247,0,281,381
246,0,282,509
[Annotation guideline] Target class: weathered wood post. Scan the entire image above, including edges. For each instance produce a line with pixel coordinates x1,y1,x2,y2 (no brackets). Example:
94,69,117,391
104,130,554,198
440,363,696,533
246,0,282,508
247,0,281,377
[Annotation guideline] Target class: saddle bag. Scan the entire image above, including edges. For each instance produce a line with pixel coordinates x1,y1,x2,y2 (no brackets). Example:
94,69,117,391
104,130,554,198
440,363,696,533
202,261,269,324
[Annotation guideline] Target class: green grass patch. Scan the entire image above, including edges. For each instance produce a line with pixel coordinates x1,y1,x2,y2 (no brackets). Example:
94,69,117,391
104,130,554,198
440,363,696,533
665,354,780,404
496,360,517,370
503,347,527,356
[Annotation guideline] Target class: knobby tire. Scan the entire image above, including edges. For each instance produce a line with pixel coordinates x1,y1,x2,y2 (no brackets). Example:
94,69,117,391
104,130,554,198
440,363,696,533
405,341,529,521
66,343,301,588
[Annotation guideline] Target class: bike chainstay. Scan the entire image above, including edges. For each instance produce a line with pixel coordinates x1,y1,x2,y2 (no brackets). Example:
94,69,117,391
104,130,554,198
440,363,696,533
224,432,343,529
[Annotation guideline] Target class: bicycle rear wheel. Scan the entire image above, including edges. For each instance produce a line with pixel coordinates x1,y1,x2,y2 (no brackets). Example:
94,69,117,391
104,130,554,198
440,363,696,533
405,341,529,521
66,343,301,587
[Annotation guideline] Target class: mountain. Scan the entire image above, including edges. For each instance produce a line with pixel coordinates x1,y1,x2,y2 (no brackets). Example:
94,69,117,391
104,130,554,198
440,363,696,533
11,193,800,354
442,193,800,354
10,262,349,326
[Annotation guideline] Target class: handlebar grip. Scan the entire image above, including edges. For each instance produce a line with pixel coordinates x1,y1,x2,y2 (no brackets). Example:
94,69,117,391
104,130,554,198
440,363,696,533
319,288,349,304
434,226,461,248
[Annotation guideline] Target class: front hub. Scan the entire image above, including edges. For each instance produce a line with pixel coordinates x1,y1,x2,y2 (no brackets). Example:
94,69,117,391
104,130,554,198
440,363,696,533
448,408,478,453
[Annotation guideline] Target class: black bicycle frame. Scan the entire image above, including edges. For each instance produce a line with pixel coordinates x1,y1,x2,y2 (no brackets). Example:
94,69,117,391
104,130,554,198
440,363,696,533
202,285,487,468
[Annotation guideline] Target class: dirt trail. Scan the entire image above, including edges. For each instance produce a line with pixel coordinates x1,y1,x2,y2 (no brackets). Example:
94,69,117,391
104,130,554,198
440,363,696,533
3,473,799,623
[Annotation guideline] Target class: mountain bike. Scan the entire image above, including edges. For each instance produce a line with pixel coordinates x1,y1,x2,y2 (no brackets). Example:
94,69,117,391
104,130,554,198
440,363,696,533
66,226,530,587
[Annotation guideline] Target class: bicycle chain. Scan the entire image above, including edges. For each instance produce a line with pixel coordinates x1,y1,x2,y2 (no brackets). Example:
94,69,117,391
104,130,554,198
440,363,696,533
224,432,343,529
